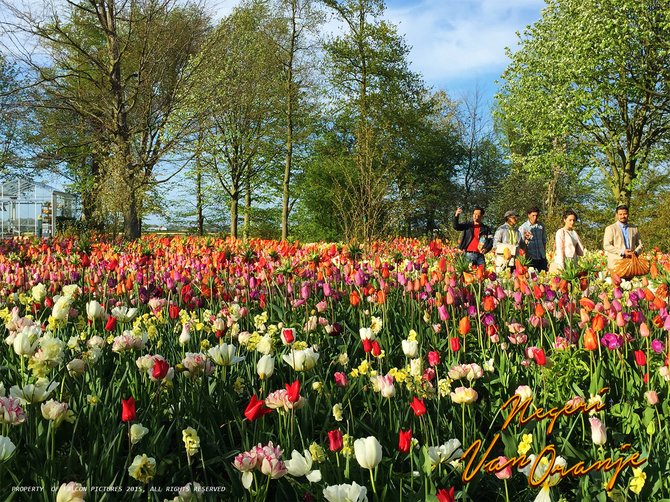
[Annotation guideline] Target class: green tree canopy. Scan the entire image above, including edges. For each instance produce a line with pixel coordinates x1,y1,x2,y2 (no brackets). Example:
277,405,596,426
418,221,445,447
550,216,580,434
497,0,670,208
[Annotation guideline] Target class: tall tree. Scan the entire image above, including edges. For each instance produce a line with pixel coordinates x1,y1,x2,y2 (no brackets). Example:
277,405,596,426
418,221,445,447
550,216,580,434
320,0,428,240
3,0,209,238
186,0,284,238
0,54,30,177
497,0,670,207
395,90,462,236
272,0,322,240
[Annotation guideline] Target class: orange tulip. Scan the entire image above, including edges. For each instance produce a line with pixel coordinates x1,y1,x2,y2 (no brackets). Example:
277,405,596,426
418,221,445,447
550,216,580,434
591,314,606,332
653,297,667,310
579,298,596,312
458,316,471,336
482,296,496,312
583,328,599,351
534,303,545,318
349,290,360,307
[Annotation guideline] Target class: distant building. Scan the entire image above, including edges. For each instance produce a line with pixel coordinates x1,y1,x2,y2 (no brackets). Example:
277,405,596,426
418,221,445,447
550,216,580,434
0,178,79,238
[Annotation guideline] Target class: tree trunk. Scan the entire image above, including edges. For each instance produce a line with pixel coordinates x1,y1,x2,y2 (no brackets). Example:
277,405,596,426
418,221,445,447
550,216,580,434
230,193,238,239
282,111,293,241
618,159,634,207
243,171,251,240
196,165,204,236
81,156,103,231
124,191,141,239
282,0,298,241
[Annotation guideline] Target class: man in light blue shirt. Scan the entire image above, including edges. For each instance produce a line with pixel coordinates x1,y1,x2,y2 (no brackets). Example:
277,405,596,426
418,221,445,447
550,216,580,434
518,206,548,271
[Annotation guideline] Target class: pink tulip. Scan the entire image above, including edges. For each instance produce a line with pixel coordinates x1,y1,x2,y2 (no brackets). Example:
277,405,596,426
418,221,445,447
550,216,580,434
494,456,512,479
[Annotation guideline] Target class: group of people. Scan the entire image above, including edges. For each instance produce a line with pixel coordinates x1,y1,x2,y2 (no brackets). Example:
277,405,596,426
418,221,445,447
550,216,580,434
453,205,642,273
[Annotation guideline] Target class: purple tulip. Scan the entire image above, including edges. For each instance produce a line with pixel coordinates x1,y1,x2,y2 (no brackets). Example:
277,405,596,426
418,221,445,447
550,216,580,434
601,333,623,350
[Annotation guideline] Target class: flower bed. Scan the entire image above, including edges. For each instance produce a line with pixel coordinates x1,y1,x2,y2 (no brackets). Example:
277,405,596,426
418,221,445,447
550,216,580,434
1,236,669,501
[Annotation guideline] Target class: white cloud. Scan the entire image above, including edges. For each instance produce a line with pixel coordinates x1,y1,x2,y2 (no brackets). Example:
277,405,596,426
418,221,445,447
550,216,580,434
204,0,545,91
385,0,545,87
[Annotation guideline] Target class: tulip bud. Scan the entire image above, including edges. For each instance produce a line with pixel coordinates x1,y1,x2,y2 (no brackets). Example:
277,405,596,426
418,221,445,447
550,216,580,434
589,417,607,445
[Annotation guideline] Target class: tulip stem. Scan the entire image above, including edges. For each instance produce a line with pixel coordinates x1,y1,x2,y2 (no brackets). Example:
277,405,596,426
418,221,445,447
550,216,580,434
369,467,377,496
461,403,466,447
504,479,510,502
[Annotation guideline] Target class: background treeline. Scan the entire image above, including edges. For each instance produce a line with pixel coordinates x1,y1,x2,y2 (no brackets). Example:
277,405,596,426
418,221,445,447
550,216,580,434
1,0,669,249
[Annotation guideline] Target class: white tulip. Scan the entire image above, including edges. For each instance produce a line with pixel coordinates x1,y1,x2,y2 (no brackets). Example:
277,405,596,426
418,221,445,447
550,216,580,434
13,331,38,357
353,436,382,470
257,355,275,380
208,344,244,366
85,300,105,320
323,482,368,502
31,283,47,303
401,339,418,358
282,347,319,371
0,436,16,461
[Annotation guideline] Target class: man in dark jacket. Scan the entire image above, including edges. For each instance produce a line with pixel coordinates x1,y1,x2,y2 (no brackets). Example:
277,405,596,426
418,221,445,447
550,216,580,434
453,206,493,267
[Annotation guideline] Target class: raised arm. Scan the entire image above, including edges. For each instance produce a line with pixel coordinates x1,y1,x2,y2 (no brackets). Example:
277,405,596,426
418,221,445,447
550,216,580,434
452,207,468,231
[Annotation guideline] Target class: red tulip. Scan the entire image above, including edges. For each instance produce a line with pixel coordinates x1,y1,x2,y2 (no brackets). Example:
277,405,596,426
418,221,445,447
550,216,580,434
398,428,413,454
152,359,169,380
169,304,180,319
362,339,373,353
244,395,272,421
427,351,440,367
281,328,295,344
328,429,343,452
371,340,382,356
534,348,546,366
121,396,136,422
634,350,647,367
105,316,117,331
410,397,427,417
285,380,301,403
450,337,461,352
436,487,455,502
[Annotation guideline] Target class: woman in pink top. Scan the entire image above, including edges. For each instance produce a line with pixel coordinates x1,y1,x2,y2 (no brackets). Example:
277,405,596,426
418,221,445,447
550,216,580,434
553,209,585,271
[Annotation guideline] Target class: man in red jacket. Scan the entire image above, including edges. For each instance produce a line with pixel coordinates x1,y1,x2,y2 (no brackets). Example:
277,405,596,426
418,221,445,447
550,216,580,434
453,206,493,267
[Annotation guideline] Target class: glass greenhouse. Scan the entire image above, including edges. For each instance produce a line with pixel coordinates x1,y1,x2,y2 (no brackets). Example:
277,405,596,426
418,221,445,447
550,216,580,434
0,178,78,238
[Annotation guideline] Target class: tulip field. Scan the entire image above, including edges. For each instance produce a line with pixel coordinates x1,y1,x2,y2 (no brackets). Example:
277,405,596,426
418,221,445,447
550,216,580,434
2,235,670,501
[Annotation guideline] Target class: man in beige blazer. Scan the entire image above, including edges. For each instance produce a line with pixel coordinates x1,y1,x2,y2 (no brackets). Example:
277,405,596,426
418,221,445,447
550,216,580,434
603,205,643,270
